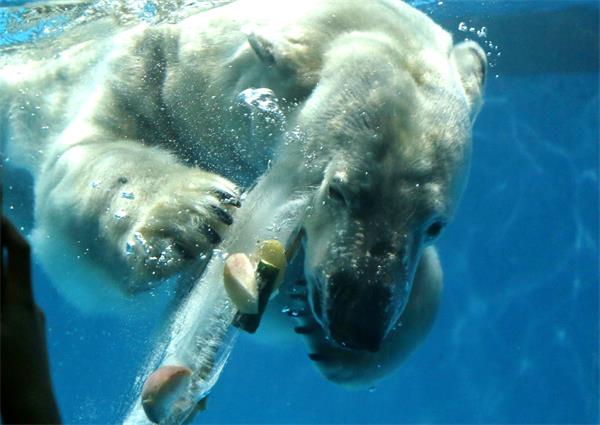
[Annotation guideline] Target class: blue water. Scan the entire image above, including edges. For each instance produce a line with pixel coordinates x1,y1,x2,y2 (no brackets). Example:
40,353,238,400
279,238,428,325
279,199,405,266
3,1,599,423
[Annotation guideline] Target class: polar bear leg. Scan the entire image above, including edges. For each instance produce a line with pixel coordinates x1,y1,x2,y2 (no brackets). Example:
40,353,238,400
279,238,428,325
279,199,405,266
34,140,240,304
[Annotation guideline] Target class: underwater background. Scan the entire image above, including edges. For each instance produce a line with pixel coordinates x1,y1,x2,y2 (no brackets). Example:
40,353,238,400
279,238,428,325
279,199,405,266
1,0,598,423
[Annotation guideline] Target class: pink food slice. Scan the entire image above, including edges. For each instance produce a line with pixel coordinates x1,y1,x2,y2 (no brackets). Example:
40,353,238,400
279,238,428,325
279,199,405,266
141,365,192,423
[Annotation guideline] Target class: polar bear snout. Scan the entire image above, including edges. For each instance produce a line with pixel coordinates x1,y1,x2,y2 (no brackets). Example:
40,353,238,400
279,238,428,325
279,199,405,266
325,271,391,352
304,222,420,353
308,268,405,353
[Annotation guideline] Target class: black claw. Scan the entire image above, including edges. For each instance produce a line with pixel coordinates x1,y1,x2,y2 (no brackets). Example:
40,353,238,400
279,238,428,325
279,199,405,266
202,224,222,244
210,204,234,225
229,198,242,208
308,352,330,362
213,189,241,207
294,325,315,335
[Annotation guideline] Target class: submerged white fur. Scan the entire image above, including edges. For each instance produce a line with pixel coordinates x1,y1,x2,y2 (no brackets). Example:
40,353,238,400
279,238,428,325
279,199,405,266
1,0,485,387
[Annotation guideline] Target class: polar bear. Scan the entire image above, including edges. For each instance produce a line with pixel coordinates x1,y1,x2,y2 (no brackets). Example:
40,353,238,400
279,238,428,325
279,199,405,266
1,0,485,385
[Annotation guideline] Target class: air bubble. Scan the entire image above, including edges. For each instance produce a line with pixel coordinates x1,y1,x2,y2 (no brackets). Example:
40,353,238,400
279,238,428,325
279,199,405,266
91,180,102,189
212,249,229,261
458,22,468,32
236,87,287,143
114,209,128,220
237,88,282,116
134,232,146,245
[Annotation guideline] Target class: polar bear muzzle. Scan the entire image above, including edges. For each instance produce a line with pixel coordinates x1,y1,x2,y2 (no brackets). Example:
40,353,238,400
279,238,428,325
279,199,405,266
305,239,419,353
323,271,392,353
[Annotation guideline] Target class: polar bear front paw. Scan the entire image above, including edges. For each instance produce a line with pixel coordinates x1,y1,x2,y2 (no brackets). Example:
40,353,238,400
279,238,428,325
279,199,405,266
123,172,241,289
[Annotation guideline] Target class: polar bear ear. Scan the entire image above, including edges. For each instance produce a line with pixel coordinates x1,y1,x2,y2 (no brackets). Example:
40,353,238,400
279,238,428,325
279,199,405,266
247,31,278,66
451,40,487,119
247,29,318,90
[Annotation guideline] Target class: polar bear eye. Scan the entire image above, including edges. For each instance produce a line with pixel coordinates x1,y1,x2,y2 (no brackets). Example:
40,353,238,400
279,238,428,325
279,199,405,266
425,220,445,241
328,185,346,204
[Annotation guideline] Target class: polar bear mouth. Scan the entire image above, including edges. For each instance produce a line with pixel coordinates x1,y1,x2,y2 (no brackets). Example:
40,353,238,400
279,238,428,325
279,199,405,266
306,272,388,353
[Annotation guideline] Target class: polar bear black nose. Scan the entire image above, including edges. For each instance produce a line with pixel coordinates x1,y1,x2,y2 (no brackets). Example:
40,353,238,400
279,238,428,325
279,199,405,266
326,272,389,352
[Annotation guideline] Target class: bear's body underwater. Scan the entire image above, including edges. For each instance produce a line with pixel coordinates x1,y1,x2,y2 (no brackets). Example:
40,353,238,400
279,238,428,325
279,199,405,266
0,0,485,385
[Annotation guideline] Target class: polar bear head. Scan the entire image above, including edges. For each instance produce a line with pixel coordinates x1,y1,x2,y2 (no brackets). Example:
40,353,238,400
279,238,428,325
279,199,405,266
248,6,486,352
279,34,485,352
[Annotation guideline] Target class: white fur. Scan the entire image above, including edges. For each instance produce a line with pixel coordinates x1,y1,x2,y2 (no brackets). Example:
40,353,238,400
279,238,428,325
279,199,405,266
1,0,485,383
